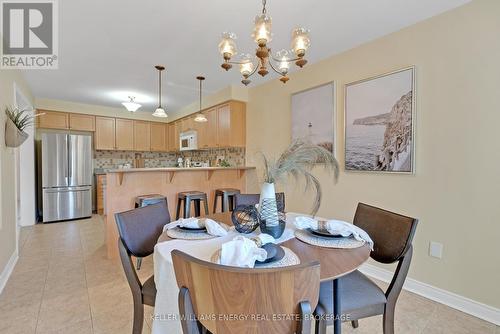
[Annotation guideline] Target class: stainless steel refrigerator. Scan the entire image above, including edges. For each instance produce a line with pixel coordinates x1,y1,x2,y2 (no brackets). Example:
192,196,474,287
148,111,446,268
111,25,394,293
41,133,92,222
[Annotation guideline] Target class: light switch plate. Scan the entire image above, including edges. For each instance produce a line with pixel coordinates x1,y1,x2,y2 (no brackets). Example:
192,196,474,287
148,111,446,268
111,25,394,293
429,241,443,259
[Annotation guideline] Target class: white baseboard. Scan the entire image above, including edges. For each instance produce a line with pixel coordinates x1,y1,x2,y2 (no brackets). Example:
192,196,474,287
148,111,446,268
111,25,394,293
0,250,18,294
359,263,500,326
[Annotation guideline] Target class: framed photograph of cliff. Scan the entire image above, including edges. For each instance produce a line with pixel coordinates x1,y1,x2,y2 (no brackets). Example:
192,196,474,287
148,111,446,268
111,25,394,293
291,82,335,155
345,67,415,173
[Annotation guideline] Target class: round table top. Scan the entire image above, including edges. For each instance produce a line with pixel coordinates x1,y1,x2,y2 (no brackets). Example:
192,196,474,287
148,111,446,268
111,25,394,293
158,212,371,281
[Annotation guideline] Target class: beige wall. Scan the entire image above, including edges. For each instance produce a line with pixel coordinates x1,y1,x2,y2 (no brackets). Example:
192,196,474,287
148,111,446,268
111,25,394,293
35,98,168,122
246,0,500,308
0,69,34,274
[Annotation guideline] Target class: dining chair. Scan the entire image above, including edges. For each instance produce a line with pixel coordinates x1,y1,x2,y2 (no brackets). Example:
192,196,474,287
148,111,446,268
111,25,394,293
171,249,320,334
115,201,171,334
314,203,418,334
234,192,286,212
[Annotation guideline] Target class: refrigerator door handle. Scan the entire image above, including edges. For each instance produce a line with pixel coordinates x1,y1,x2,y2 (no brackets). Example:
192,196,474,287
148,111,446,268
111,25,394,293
67,134,72,183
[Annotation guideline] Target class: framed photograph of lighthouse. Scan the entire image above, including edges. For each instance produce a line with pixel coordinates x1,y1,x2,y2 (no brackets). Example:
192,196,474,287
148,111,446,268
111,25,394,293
291,82,336,156
344,66,416,173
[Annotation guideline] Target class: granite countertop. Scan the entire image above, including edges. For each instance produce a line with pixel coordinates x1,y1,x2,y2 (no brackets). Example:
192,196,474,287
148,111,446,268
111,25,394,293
105,166,256,173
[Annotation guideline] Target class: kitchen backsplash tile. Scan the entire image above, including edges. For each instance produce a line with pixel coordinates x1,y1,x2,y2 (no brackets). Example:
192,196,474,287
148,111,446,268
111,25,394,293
93,148,245,170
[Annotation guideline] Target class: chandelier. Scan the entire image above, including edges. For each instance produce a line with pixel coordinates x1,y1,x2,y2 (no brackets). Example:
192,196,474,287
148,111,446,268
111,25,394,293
218,0,310,85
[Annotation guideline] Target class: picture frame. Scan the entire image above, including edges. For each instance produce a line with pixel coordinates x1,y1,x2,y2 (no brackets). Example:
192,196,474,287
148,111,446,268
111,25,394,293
291,81,336,156
344,66,416,173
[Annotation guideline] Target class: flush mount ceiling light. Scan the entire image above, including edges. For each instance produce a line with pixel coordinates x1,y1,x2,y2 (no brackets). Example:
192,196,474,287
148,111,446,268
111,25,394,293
152,65,168,118
121,96,141,112
194,76,207,123
218,0,310,86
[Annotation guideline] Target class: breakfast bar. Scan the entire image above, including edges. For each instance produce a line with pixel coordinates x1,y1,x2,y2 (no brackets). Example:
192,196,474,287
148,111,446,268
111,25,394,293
104,166,255,259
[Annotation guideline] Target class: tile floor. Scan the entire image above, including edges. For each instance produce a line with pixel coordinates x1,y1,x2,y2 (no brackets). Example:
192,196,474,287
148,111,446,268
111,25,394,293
0,215,498,334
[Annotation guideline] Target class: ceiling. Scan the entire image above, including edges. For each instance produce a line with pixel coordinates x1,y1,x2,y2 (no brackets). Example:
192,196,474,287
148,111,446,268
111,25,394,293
22,0,470,117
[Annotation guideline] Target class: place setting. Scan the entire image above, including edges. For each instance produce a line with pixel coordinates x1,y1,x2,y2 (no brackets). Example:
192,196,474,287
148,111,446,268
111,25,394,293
293,215,374,249
162,217,231,240
210,233,300,268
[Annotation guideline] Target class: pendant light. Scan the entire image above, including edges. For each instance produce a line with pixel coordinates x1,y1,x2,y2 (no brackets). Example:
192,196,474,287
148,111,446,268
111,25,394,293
122,96,141,112
194,76,207,123
152,65,168,118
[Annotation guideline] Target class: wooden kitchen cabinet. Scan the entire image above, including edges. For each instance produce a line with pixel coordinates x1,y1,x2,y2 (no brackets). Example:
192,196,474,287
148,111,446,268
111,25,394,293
150,122,168,152
69,113,95,131
96,174,106,215
167,122,178,152
180,116,195,133
95,117,115,150
134,120,151,151
197,108,218,149
37,110,69,129
115,118,134,150
217,101,246,147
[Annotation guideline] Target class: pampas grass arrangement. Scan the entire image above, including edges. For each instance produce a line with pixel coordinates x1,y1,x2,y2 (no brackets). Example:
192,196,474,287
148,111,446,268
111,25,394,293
260,139,339,216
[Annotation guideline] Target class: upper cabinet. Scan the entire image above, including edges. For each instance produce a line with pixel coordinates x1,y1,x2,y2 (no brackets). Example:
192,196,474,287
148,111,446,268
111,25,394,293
216,101,246,148
134,121,151,151
37,110,96,131
95,117,115,150
35,100,245,152
115,118,134,150
37,110,69,129
167,122,178,152
150,122,168,152
69,114,95,131
197,108,218,149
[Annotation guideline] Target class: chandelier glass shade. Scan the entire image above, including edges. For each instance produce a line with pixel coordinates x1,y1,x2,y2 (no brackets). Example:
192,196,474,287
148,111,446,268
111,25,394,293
122,96,141,112
153,65,168,118
218,0,310,85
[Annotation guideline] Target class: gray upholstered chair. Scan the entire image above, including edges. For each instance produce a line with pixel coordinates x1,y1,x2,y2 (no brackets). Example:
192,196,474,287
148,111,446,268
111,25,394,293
234,192,286,212
314,203,418,334
115,201,171,334
172,249,320,334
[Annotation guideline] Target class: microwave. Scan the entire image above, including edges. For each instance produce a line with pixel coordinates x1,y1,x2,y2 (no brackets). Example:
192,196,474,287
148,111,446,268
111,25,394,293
179,130,198,151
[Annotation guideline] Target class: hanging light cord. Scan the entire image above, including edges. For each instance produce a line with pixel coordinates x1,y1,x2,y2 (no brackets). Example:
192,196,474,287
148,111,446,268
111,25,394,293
199,78,202,111
158,70,162,107
262,0,266,14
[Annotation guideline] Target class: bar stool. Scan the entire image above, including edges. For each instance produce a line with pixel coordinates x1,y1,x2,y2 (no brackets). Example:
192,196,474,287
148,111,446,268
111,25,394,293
213,188,241,213
135,194,167,208
176,191,210,219
133,194,167,270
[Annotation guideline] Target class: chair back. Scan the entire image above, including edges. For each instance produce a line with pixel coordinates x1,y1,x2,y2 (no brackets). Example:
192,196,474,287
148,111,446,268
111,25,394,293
172,250,320,334
234,193,286,212
115,201,171,258
353,203,418,264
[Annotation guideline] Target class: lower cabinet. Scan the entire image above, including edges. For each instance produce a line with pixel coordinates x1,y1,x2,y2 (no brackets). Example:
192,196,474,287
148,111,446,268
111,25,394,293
96,175,106,215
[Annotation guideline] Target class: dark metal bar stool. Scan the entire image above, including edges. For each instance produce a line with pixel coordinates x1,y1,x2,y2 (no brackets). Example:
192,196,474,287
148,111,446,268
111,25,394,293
133,195,168,270
176,191,210,219
213,188,241,213
135,194,167,208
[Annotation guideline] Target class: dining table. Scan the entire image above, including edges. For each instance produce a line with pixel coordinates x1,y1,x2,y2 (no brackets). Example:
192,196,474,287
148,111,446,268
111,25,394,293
152,211,371,334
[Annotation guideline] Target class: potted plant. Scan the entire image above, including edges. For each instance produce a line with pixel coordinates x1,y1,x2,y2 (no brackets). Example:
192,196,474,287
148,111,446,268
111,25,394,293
259,139,339,232
4,106,36,148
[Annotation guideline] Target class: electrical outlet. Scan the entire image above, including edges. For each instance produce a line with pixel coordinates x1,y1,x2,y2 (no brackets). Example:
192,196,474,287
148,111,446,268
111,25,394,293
429,242,443,259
